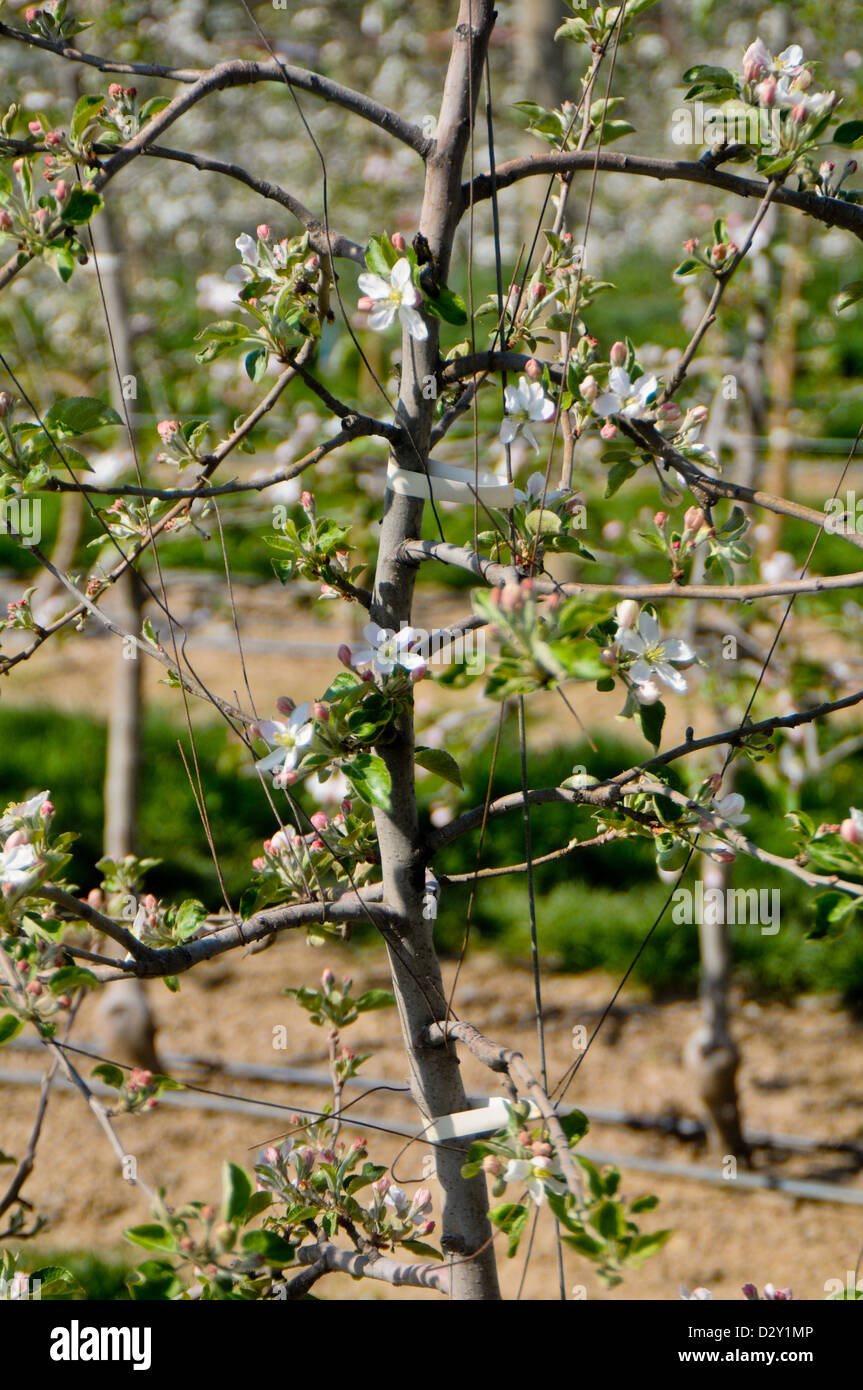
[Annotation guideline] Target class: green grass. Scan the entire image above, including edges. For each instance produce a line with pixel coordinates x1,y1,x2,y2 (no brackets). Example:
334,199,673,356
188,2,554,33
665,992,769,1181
1,706,862,1004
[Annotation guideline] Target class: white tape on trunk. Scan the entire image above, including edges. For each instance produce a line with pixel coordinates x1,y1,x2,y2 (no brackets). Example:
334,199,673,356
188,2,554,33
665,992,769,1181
387,456,514,509
425,1097,540,1142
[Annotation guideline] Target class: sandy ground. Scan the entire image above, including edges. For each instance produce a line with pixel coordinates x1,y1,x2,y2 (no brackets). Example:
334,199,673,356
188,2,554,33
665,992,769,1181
3,934,862,1302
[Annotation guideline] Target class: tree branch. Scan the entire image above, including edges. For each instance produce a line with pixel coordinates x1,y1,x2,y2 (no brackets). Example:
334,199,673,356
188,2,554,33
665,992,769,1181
422,1020,582,1203
462,150,863,242
0,29,432,155
294,1240,449,1291
401,538,863,601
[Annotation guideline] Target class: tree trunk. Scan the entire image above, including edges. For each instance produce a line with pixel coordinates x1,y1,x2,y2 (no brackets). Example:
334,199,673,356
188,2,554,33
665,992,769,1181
369,0,501,1299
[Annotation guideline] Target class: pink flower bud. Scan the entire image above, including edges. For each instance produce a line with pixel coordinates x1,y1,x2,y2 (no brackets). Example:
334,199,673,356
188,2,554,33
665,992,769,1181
252,856,266,871
579,374,598,403
265,1146,280,1165
131,1068,153,1087
179,1236,195,1253
312,701,328,721
357,295,375,312
683,238,698,254
391,232,407,252
310,812,329,831
742,38,770,84
87,887,105,910
499,583,523,613
654,511,668,527
310,838,325,852
658,402,681,421
688,405,709,424
340,799,352,816
275,695,295,715
45,130,62,147
301,490,314,512
410,663,427,683
337,643,353,667
684,506,706,532
28,119,42,134
26,7,40,22
0,210,12,232
55,180,70,202
256,224,270,241
609,341,627,367
711,243,728,264
714,849,736,864
321,967,335,988
26,980,43,996
419,1220,435,1235
58,994,71,1008
524,357,542,381
108,83,124,98
530,282,546,301
840,818,861,844
157,419,180,442
742,1283,759,1300
791,102,808,124
482,1155,503,1175
600,422,618,441
40,800,54,818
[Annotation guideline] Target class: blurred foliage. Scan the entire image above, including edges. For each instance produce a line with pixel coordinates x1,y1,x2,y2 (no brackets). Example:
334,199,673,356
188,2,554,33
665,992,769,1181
1,704,861,1004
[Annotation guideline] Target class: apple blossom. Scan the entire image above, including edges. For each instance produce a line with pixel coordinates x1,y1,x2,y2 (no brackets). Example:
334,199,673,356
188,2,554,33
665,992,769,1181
618,611,697,695
840,809,863,843
503,1155,567,1207
593,366,660,421
356,258,428,341
742,38,771,82
347,623,427,679
254,703,316,781
500,376,555,451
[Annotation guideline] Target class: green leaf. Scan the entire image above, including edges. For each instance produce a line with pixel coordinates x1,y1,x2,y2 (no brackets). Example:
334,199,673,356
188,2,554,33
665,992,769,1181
414,745,463,787
353,988,396,1014
241,1229,294,1263
560,1108,589,1142
605,460,638,497
92,1063,125,1089
71,93,105,139
48,965,99,993
638,699,666,749
626,1228,673,1263
809,890,860,940
62,187,103,225
401,1238,443,1260
681,65,736,87
673,258,703,278
836,281,863,312
630,1194,659,1214
0,1014,23,1046
245,347,268,383
344,752,392,811
489,1202,530,1258
43,396,121,438
173,898,208,942
592,1198,626,1240
834,120,863,148
124,1223,178,1253
423,282,468,327
562,1228,606,1258
221,1161,252,1222
365,234,400,278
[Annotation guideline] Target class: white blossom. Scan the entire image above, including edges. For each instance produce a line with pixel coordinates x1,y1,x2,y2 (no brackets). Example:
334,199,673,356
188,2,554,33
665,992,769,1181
500,377,555,451
618,611,696,695
356,258,428,340
254,704,315,781
593,367,660,421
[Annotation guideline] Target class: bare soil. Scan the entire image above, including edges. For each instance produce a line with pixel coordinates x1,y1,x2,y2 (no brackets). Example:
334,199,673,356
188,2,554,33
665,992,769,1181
3,935,862,1302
